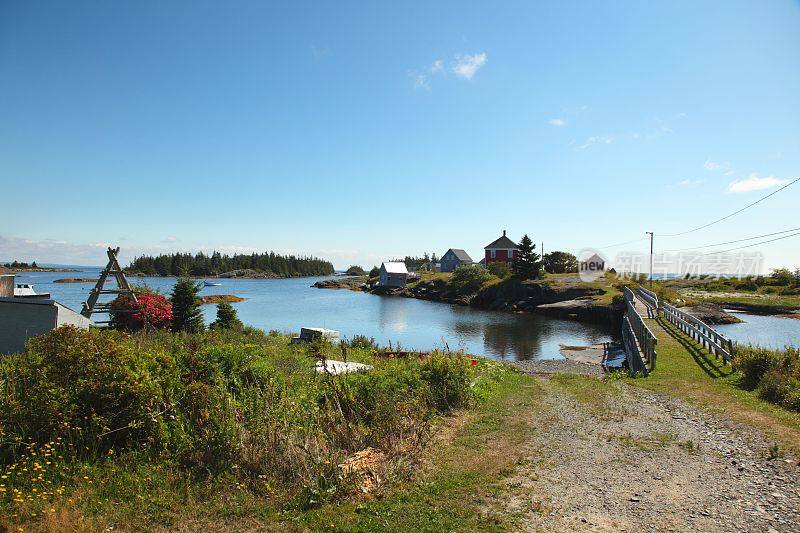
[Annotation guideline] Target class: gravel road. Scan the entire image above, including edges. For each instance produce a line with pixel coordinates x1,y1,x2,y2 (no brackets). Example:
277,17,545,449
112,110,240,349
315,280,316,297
500,371,800,532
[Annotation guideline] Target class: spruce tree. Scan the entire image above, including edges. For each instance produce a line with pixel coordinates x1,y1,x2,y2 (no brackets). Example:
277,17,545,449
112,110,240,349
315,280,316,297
170,277,205,333
210,301,243,330
512,234,541,280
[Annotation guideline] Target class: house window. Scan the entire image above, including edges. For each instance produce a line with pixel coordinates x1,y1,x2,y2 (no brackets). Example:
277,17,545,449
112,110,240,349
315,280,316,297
490,250,496,259
508,250,514,259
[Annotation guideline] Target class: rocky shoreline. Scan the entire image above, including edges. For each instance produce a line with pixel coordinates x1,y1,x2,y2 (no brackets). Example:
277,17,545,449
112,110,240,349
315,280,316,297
314,276,624,326
199,294,247,305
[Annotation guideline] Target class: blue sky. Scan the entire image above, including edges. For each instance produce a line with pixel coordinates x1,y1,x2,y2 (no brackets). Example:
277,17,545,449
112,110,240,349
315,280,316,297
1,1,799,271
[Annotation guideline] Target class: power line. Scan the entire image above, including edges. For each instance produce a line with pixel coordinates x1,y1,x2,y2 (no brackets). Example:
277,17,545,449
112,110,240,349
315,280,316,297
660,225,800,252
700,230,800,256
658,176,800,237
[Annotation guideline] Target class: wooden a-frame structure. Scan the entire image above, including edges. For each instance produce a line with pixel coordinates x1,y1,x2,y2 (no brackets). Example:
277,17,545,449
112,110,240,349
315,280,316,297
80,247,137,322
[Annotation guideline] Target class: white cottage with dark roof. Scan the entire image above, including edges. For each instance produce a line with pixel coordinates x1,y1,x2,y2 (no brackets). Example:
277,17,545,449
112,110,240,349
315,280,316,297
440,249,474,272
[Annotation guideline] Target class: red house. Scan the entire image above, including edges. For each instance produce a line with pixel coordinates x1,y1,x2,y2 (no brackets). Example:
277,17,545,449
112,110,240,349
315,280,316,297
484,230,519,264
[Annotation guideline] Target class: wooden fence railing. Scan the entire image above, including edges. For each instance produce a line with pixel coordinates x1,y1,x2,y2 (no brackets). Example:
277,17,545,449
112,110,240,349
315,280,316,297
637,287,659,318
621,315,649,375
625,298,658,372
660,301,735,363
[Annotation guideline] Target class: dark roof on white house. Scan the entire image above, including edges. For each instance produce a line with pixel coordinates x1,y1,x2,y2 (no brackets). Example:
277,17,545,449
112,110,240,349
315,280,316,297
444,249,473,262
484,231,519,250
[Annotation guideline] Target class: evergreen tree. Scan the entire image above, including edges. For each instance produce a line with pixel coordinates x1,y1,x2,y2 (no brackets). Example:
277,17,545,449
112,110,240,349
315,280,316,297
170,277,205,333
512,234,541,280
369,266,380,278
210,301,243,330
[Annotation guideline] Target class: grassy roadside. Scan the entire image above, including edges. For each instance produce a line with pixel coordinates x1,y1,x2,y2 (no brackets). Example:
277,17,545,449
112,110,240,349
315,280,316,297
284,370,543,531
630,316,800,454
74,366,543,531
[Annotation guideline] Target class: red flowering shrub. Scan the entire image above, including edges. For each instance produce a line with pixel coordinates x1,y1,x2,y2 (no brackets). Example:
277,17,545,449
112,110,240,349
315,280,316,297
110,289,173,331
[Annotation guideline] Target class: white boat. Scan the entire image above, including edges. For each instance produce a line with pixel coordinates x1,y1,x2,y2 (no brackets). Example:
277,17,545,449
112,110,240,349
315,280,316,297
203,281,222,287
14,283,51,298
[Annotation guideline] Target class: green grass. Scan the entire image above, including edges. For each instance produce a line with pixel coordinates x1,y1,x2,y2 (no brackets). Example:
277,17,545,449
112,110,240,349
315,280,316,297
23,362,539,531
629,316,800,453
0,326,486,531
285,370,542,532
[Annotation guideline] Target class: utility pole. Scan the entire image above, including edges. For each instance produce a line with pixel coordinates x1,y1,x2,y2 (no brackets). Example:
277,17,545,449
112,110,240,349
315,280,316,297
646,232,654,288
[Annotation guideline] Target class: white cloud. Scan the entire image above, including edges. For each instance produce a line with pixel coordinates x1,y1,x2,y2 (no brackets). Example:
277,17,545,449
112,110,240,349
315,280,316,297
452,52,487,80
410,59,446,90
704,159,731,172
548,118,567,127
677,179,704,188
576,135,614,150
727,173,788,193
411,72,430,90
0,236,113,265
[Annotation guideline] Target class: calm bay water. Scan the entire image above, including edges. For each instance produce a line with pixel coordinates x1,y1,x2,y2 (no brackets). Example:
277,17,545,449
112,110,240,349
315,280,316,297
716,312,800,350
14,268,614,361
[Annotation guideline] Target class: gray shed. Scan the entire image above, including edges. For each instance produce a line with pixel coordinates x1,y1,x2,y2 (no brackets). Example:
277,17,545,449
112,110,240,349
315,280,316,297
0,297,93,355
440,249,474,272
379,262,409,287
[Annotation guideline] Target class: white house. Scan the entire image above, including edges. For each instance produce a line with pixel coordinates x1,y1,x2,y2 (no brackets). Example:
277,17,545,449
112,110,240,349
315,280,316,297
379,262,409,287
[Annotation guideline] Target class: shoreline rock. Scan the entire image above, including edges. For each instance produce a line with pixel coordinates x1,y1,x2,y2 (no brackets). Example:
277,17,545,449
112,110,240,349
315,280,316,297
682,302,743,324
54,277,100,283
315,275,623,327
199,294,247,305
313,277,367,290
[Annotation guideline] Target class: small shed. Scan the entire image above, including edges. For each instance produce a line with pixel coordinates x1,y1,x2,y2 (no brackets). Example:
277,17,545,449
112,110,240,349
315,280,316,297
379,262,409,287
440,249,473,272
0,297,93,355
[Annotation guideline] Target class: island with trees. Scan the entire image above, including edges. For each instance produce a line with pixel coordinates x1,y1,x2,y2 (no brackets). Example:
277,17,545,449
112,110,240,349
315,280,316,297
125,251,335,278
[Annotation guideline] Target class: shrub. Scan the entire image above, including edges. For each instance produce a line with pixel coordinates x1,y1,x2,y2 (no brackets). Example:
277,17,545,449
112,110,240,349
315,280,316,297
0,325,479,509
348,335,377,350
757,367,800,411
0,326,175,457
733,346,784,389
487,262,511,279
450,264,496,292
419,353,473,412
110,288,173,331
368,266,379,278
210,301,243,330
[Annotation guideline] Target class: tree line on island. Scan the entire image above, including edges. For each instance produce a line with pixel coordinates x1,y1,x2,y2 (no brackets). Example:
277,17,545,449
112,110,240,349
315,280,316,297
126,251,334,277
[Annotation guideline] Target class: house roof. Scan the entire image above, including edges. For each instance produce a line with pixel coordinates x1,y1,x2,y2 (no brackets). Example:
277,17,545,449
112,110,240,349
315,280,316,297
484,232,519,250
445,249,473,262
381,262,408,274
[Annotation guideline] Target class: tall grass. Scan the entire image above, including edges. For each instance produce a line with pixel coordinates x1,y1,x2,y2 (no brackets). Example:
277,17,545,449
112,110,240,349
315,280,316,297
0,326,478,520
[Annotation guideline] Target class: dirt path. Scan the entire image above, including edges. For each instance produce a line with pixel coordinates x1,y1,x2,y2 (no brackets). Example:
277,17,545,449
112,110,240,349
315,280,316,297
500,373,800,532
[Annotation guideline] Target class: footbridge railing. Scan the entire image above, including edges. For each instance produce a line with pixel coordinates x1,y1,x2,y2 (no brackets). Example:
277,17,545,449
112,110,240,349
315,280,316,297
637,287,659,318
660,301,735,363
621,287,658,375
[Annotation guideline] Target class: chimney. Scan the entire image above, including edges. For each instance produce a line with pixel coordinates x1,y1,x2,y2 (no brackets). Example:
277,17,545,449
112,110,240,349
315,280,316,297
503,230,506,237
